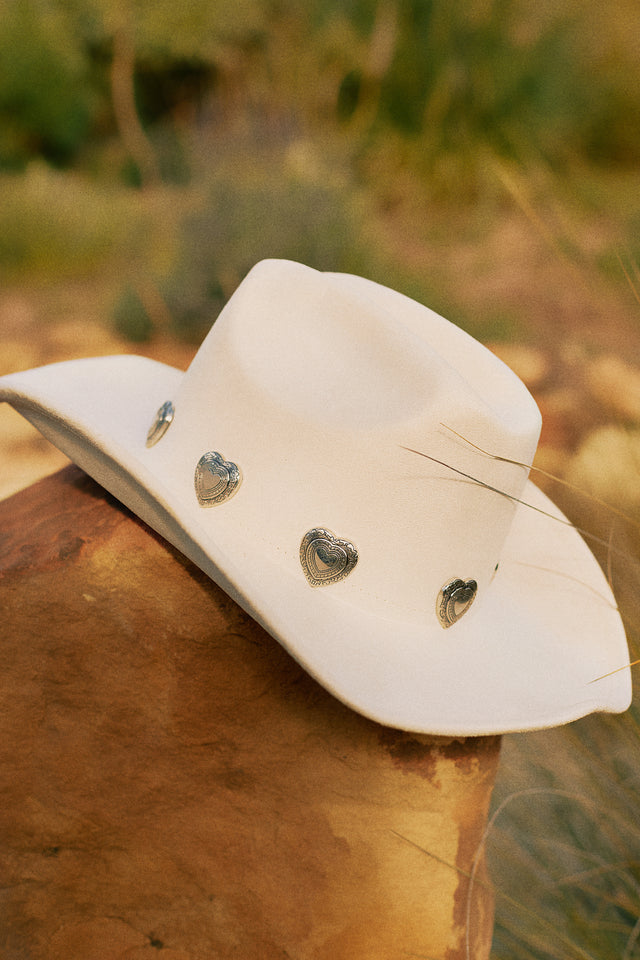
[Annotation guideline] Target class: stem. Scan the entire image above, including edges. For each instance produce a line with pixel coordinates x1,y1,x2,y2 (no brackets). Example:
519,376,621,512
110,25,161,187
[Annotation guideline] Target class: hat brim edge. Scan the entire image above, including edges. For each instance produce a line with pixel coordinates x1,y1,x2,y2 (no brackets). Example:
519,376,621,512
0,356,632,736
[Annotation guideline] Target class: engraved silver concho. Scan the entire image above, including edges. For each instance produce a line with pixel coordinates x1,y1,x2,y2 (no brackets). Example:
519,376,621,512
195,451,241,506
300,527,358,587
146,400,175,447
437,578,478,629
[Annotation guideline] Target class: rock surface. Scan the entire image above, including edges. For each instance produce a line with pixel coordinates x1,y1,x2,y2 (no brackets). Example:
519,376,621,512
0,466,500,960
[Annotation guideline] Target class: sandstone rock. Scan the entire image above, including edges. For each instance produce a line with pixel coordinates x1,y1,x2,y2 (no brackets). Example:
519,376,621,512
586,354,640,422
536,387,587,451
488,343,549,390
0,467,500,960
565,425,640,511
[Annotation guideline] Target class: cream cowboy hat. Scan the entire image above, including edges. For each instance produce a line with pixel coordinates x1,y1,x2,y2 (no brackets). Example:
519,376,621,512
0,259,631,735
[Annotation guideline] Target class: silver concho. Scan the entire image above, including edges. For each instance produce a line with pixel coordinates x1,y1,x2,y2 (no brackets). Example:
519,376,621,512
300,527,358,587
195,451,241,506
146,400,175,447
437,578,478,629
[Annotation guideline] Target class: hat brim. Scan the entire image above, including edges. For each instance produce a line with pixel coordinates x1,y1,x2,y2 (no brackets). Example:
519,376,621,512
0,355,632,735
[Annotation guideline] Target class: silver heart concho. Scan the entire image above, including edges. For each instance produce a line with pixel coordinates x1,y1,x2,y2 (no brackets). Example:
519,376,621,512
300,527,358,587
195,451,241,506
437,578,478,629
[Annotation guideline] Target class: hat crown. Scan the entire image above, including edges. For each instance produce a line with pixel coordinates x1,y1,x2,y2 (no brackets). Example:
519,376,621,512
192,259,537,436
151,260,541,629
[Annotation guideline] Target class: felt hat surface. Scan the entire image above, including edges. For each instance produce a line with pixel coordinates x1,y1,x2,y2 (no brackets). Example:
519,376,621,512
0,259,631,735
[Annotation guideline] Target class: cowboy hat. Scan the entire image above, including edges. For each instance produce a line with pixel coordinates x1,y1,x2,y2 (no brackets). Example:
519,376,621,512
0,259,631,735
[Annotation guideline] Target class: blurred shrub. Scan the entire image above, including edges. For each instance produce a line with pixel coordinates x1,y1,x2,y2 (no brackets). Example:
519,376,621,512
108,144,463,343
149,166,372,341
0,163,142,279
0,0,97,169
1,0,639,188
322,1,600,180
112,283,155,342
0,0,270,174
301,0,640,200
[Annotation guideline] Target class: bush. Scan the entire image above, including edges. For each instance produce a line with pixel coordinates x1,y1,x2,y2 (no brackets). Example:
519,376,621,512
0,0,98,169
158,166,372,340
0,163,137,279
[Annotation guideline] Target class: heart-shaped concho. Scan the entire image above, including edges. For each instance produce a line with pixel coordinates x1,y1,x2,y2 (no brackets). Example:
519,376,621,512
437,578,478,629
300,527,358,587
195,451,241,506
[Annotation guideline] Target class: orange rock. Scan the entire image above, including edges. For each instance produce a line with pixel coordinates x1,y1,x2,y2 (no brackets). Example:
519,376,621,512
0,467,500,959
488,343,549,391
586,354,640,422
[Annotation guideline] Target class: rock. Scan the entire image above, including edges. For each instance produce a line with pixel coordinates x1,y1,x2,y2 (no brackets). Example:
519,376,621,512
488,343,549,390
0,466,500,960
586,354,640,422
536,387,588,452
565,425,640,511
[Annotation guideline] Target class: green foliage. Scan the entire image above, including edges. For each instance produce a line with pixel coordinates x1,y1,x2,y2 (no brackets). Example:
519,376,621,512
0,0,638,187
90,0,268,62
0,0,96,168
159,166,372,341
0,163,137,279
0,0,271,172
111,283,154,342
331,0,593,168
